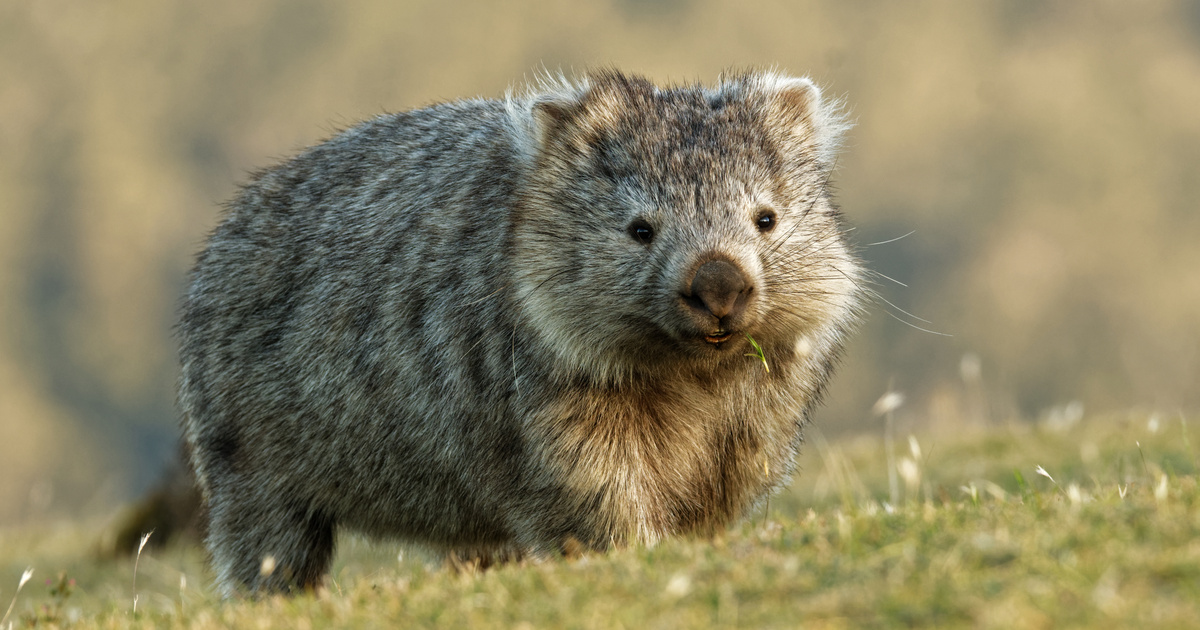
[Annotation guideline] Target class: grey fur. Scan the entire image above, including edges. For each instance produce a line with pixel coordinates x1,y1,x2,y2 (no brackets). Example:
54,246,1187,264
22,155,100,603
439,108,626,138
179,69,864,595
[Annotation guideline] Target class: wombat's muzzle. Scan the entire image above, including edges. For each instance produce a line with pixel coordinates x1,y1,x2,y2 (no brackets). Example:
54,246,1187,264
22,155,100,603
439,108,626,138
681,258,755,343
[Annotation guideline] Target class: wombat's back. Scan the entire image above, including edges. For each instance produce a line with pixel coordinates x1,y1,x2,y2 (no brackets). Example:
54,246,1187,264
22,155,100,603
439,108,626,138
180,70,863,595
181,101,538,589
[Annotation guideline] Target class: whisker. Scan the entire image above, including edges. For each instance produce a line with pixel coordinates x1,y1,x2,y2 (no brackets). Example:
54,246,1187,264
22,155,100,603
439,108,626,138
873,293,934,325
511,324,520,395
870,271,908,288
517,268,573,301
765,225,844,271
764,165,836,262
863,230,916,247
883,310,953,337
463,283,509,307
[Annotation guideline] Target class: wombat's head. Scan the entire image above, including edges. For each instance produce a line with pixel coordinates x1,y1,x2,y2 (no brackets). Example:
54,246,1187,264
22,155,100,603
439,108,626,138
510,70,863,382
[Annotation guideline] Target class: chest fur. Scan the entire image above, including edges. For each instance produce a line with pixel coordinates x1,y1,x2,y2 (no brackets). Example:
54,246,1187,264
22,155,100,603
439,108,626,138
525,374,802,544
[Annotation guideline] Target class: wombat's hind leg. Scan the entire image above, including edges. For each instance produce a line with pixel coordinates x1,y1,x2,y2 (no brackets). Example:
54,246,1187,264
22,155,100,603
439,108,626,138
206,491,336,596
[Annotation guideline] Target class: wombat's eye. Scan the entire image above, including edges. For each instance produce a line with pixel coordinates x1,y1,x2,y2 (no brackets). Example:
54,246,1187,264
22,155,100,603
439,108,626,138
755,209,777,233
628,219,655,245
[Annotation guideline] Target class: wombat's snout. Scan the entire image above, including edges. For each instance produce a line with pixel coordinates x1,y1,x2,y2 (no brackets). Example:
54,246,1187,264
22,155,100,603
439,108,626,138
682,258,755,342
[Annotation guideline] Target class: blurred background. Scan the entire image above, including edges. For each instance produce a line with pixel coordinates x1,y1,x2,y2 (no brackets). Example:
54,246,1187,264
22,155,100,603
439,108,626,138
1,0,1197,525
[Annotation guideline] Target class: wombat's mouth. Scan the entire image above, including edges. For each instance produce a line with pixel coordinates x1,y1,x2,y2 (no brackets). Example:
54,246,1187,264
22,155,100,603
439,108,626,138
704,330,735,344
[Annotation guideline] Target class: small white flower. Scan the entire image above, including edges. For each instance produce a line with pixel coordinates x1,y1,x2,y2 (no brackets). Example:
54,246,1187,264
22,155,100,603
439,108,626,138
982,481,1008,501
1035,465,1055,484
18,568,33,590
873,392,905,416
137,532,153,555
1155,474,1169,503
898,457,920,487
665,572,691,597
3,568,34,628
907,435,922,460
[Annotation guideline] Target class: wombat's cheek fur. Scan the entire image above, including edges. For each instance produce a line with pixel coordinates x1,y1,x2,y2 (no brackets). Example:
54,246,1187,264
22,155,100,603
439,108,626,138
181,69,862,596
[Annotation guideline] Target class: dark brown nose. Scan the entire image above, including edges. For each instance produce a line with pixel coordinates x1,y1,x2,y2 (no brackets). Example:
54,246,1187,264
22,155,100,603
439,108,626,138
685,259,752,321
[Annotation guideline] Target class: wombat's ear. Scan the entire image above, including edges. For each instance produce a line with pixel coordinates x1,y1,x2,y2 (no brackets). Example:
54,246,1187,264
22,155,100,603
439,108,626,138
760,75,850,170
531,94,584,150
508,74,590,158
519,74,623,155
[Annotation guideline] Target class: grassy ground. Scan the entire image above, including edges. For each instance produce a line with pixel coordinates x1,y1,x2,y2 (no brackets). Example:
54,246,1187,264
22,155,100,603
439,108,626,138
2,411,1198,628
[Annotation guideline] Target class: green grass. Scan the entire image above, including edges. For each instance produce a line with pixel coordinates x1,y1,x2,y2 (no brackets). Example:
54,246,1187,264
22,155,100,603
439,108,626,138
3,412,1198,628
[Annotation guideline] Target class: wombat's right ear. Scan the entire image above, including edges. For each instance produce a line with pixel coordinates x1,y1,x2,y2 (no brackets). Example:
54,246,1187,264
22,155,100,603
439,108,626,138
531,94,585,149
507,74,592,158
759,75,850,170
510,74,623,158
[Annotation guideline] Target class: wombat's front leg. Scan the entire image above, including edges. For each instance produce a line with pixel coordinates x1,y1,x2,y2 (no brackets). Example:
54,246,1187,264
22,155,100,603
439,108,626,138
205,485,336,596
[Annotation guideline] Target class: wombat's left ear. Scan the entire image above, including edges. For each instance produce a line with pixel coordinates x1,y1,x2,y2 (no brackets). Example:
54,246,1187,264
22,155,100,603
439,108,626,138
761,76,850,170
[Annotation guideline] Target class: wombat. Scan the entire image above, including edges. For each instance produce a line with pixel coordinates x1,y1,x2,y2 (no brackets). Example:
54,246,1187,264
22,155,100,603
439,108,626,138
179,69,864,595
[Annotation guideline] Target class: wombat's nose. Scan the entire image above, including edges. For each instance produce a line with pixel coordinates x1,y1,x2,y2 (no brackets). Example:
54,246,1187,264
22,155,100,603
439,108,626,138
686,259,751,320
